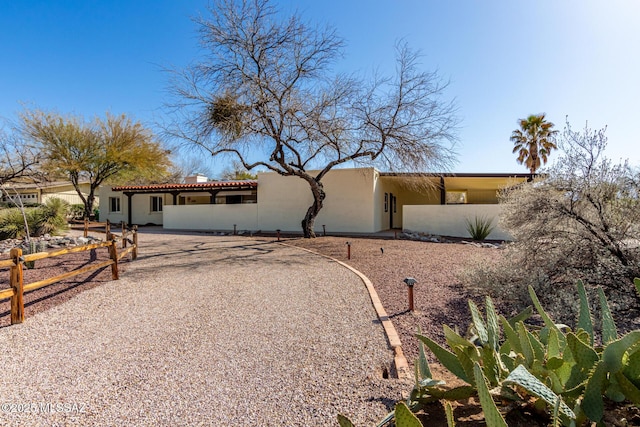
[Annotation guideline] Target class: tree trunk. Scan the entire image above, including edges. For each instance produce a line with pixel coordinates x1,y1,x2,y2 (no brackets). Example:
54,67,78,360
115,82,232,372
69,174,94,219
301,180,326,238
84,191,96,219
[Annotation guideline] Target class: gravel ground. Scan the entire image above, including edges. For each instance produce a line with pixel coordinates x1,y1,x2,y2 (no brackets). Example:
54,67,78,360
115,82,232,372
0,231,404,426
285,236,502,365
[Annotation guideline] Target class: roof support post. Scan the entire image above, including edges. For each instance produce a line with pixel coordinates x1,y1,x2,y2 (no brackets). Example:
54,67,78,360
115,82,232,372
439,176,446,205
209,190,220,204
124,192,133,225
171,191,179,205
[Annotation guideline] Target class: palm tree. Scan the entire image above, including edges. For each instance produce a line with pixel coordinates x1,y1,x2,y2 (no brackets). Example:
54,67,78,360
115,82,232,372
510,114,558,174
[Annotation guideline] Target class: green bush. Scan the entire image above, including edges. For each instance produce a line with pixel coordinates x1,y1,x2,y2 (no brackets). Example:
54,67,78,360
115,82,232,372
37,198,69,235
465,215,495,241
69,204,85,220
0,208,29,240
0,198,69,240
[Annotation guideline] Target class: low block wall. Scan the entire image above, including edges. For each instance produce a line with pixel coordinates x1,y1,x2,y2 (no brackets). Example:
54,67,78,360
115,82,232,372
402,204,512,241
163,205,258,231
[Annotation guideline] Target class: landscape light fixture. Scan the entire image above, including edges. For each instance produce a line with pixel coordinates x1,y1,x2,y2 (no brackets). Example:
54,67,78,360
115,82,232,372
403,277,417,312
345,241,351,260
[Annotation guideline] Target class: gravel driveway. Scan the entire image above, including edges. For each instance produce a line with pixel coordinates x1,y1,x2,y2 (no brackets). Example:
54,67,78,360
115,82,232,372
0,231,403,426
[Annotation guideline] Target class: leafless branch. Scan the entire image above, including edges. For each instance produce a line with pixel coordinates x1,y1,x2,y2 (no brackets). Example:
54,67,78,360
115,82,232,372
165,0,458,236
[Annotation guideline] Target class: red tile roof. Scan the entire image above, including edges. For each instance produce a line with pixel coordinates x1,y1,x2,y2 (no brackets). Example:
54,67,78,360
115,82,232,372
111,180,257,192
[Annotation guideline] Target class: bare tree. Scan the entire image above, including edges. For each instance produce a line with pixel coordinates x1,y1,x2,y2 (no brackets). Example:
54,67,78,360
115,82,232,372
220,161,257,180
0,128,40,185
168,0,457,237
163,153,217,183
495,121,640,310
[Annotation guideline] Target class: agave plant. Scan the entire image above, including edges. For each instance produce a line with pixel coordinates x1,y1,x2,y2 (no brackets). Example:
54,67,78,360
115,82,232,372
465,215,495,241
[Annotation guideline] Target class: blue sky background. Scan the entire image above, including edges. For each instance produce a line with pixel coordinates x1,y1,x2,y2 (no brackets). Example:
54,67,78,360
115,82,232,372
1,0,638,176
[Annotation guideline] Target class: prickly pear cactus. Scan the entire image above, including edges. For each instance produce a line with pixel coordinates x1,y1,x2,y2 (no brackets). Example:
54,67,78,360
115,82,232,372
504,365,575,421
394,401,423,427
336,414,355,427
598,287,618,345
444,401,455,427
473,362,507,427
576,280,594,344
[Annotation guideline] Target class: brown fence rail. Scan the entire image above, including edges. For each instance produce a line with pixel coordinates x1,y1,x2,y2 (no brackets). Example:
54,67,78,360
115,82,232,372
70,219,131,239
0,226,138,325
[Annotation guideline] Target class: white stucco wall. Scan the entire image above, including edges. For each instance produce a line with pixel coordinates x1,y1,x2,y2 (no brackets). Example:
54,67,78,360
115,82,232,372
164,204,258,231
98,187,125,224
403,204,512,240
130,194,165,225
257,168,377,233
374,176,442,230
373,171,388,231
97,188,164,225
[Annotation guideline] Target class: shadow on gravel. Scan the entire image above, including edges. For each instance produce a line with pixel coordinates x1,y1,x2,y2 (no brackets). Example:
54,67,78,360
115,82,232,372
0,267,109,325
366,396,397,411
126,239,316,278
428,287,474,339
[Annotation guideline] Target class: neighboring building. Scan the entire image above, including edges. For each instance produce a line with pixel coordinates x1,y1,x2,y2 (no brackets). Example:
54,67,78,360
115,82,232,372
99,168,532,240
1,181,94,206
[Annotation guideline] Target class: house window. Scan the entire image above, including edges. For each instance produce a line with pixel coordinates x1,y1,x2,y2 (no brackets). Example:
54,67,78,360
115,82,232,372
241,194,257,204
225,195,242,204
446,191,467,204
215,193,257,204
109,197,121,213
150,196,163,212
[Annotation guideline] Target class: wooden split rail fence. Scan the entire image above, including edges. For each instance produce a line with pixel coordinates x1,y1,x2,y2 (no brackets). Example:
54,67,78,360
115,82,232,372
0,221,138,325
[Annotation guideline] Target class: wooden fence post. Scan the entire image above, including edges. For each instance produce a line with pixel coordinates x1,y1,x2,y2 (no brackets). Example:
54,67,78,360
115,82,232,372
106,219,111,235
121,221,127,249
10,248,24,324
132,225,138,261
108,238,119,280
84,218,88,238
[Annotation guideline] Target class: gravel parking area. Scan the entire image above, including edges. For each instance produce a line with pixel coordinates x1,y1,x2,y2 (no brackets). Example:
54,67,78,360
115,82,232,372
0,232,404,426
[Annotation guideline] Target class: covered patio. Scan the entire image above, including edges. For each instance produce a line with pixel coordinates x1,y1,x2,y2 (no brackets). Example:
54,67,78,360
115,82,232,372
108,180,258,226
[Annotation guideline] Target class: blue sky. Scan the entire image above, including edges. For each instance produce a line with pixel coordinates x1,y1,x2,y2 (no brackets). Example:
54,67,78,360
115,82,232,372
1,0,638,175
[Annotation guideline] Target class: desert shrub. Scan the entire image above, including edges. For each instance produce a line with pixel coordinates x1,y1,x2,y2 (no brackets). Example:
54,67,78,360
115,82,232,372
68,204,85,220
464,122,640,320
36,197,69,235
0,198,69,239
465,215,495,241
0,208,29,239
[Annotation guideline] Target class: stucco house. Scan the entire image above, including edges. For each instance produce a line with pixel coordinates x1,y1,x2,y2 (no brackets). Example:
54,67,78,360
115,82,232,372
1,181,95,207
99,167,532,240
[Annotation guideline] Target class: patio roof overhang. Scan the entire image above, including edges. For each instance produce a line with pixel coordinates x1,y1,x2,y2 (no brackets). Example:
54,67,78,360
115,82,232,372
379,172,536,179
110,180,258,225
110,180,258,194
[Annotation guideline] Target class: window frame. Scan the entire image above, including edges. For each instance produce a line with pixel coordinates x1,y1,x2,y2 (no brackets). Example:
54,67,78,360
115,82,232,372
150,196,163,212
445,190,468,205
109,197,121,213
